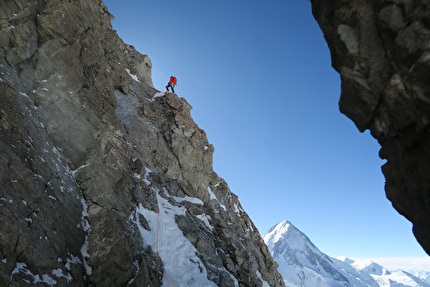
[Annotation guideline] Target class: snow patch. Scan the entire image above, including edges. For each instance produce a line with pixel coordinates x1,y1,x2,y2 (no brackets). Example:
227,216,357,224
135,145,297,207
79,197,92,276
219,203,227,212
125,69,140,82
228,272,240,287
153,92,165,98
196,214,214,231
233,203,242,217
51,269,72,282
69,162,91,177
207,187,217,200
207,187,227,211
143,166,152,186
65,254,82,272
11,262,57,286
172,195,204,206
256,270,270,287
134,190,217,287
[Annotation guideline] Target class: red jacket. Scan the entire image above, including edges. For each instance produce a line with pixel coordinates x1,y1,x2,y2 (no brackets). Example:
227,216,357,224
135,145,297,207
169,76,177,85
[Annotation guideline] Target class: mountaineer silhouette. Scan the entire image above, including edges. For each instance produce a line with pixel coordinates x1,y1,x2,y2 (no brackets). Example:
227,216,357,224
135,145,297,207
166,76,177,93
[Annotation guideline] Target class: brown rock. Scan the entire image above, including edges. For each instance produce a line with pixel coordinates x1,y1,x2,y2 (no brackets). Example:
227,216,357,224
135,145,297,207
0,0,285,286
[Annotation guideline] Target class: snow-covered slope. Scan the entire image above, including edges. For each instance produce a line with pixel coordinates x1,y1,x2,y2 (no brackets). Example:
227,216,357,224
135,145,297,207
264,221,430,287
369,258,430,285
264,220,350,287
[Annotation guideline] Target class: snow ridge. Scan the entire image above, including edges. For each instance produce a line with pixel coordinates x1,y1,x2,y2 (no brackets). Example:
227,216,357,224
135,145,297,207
264,220,430,287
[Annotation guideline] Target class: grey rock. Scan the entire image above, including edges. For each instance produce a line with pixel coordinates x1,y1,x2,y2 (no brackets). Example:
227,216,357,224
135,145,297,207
312,0,430,254
0,0,284,286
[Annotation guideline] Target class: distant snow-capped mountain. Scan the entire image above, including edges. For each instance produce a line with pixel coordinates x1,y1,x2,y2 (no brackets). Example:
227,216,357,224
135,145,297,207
263,220,430,287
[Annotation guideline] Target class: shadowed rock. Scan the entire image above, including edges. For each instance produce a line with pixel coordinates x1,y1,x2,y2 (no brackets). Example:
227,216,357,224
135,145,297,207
311,0,430,255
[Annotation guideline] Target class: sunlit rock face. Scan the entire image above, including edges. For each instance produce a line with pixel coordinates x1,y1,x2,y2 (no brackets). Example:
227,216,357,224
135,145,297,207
311,0,430,254
0,1,285,286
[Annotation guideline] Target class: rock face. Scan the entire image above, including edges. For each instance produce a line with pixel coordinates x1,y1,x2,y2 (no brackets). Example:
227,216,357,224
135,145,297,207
311,1,430,254
0,1,284,286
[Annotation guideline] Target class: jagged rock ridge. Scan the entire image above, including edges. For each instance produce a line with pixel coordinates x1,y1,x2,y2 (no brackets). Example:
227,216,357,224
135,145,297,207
0,0,284,286
311,1,430,254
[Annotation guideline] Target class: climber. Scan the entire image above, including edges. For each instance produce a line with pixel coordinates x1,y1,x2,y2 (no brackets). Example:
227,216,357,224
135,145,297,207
166,76,177,93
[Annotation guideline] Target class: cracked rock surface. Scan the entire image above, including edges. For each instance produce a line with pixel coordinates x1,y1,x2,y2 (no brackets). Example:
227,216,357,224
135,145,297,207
0,0,284,286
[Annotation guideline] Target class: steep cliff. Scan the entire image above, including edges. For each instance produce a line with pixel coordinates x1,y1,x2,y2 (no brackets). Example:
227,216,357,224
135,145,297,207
311,1,430,254
0,0,284,286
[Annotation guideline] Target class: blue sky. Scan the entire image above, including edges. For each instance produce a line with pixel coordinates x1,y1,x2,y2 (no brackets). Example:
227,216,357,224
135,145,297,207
103,0,427,259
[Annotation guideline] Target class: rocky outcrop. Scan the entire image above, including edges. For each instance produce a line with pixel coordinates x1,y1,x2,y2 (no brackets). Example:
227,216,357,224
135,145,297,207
0,0,284,286
311,1,430,254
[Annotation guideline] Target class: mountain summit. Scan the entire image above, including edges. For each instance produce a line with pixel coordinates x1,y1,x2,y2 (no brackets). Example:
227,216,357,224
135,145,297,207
264,221,430,287
264,221,350,287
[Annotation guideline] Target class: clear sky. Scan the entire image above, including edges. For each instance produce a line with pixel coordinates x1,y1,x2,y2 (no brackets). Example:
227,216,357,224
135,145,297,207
102,0,428,260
